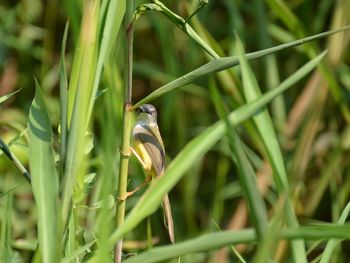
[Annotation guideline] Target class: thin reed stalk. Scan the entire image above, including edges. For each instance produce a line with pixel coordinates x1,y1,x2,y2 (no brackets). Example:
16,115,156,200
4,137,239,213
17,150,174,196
114,1,134,262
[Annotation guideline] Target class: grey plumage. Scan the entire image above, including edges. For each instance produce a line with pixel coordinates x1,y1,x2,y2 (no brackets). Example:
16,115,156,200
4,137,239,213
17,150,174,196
132,104,175,243
133,124,165,176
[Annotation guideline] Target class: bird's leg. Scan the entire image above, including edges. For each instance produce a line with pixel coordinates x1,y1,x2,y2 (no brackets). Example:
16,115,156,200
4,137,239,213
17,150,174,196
116,147,150,201
117,175,152,201
129,175,151,196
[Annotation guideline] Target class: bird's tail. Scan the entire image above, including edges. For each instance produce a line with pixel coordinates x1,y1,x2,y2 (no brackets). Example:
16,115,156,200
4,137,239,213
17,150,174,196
162,194,175,244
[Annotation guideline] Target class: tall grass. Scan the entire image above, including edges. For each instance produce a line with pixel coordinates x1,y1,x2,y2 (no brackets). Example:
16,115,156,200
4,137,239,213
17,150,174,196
0,1,350,262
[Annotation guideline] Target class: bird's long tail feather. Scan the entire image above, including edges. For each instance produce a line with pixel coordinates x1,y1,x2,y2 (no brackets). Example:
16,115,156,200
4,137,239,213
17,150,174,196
161,194,174,244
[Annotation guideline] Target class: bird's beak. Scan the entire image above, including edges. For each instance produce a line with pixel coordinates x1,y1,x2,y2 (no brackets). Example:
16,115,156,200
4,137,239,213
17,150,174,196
137,105,145,115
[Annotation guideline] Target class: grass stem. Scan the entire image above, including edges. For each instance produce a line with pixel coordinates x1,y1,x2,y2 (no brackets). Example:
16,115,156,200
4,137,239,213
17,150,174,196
114,1,134,262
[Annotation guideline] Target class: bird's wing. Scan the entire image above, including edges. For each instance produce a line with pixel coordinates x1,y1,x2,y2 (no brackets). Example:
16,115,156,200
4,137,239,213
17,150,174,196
133,124,165,177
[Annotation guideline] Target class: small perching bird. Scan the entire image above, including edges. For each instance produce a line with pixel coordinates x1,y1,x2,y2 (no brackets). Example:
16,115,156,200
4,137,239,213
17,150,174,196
131,104,175,244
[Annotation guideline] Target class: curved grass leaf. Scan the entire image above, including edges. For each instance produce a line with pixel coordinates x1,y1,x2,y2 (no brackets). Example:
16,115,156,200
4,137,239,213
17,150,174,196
209,81,268,242
0,137,31,183
0,90,20,104
266,0,350,120
61,240,96,263
236,35,288,190
123,225,350,263
28,80,60,263
236,36,319,262
132,25,350,109
320,202,350,263
107,52,326,248
135,0,219,59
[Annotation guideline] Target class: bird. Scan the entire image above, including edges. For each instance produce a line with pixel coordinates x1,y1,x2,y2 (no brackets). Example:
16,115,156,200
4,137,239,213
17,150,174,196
131,104,174,244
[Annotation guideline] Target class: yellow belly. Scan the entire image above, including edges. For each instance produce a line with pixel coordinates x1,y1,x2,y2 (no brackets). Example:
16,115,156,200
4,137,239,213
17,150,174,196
134,139,153,174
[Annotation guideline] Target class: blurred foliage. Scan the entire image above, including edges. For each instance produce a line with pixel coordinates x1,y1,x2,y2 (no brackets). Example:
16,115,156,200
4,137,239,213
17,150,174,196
0,0,350,262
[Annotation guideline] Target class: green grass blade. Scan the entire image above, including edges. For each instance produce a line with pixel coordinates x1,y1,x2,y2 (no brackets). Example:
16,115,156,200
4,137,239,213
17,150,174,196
28,80,60,263
61,240,96,263
59,21,69,177
265,0,301,33
132,25,350,109
66,30,84,125
0,137,31,183
189,13,243,102
236,34,288,190
267,0,350,121
86,0,126,120
0,191,13,262
304,152,342,216
253,0,286,124
236,34,308,262
253,197,285,263
209,80,268,242
133,62,207,97
122,225,350,263
139,0,219,58
282,225,350,239
228,46,327,181
0,90,20,104
64,210,76,257
31,245,43,263
107,52,322,247
319,202,350,263
61,1,99,223
123,229,256,263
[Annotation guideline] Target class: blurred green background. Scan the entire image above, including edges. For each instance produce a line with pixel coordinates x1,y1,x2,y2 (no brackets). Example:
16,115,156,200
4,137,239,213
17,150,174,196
1,0,350,262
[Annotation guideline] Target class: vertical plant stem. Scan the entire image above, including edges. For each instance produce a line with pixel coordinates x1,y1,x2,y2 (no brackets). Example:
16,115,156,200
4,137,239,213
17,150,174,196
114,1,133,263
147,217,153,249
